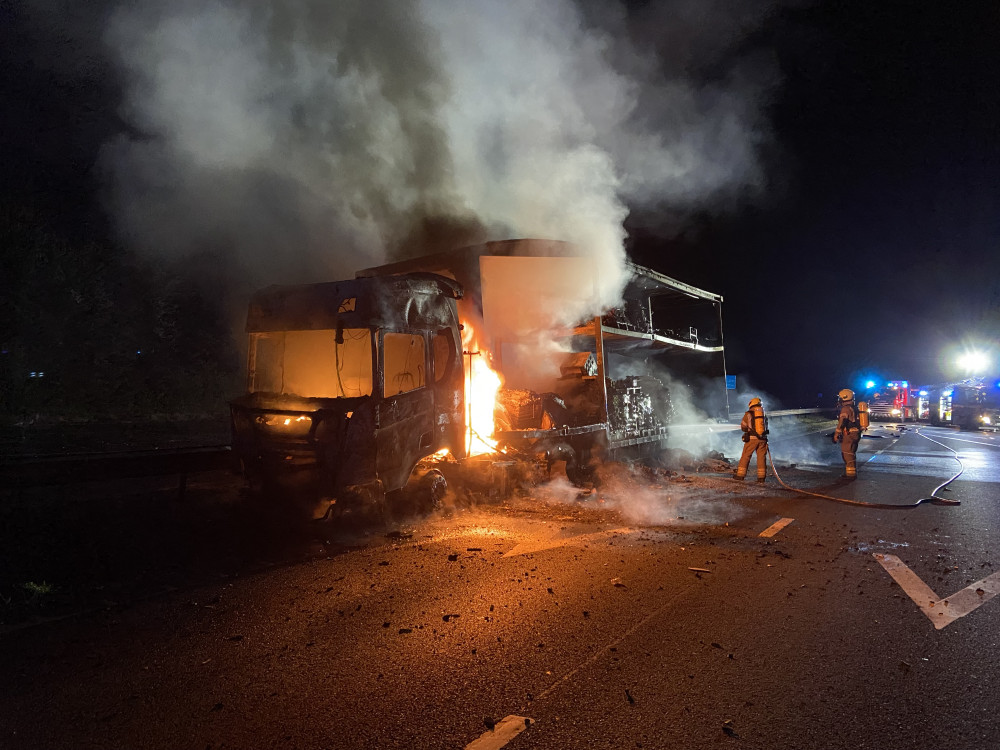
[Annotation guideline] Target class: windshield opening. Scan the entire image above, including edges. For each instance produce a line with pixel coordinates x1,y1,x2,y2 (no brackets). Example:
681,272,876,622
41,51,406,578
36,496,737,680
250,329,373,398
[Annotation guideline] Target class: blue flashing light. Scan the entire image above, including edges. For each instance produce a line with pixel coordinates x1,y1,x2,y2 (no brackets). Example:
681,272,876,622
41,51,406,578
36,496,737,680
943,389,953,397
865,380,876,389
919,390,928,396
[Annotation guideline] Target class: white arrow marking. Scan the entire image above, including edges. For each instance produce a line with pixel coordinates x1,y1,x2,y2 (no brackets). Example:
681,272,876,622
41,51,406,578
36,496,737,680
759,517,794,537
465,716,533,750
503,528,633,557
875,553,1000,629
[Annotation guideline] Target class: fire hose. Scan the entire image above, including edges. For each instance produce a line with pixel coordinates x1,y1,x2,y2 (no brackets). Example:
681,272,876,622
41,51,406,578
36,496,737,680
762,427,962,508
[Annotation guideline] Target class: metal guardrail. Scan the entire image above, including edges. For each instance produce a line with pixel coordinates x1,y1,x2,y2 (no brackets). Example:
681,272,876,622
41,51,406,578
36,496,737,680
0,446,234,491
0,410,834,492
672,408,834,434
728,408,832,419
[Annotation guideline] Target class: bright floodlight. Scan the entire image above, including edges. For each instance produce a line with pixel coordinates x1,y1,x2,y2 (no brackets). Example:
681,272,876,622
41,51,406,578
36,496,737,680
957,351,989,374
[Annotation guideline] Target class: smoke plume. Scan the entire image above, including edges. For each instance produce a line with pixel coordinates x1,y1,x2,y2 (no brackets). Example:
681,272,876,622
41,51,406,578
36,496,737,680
100,0,780,301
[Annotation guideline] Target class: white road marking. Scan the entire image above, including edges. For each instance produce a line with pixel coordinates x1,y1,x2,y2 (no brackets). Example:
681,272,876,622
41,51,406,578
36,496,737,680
759,517,794,537
535,584,696,702
875,553,1000,629
922,434,998,447
465,716,533,750
503,528,632,557
864,435,899,464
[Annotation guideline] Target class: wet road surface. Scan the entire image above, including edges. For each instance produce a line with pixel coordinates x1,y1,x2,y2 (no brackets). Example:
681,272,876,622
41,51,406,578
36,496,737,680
1,421,998,749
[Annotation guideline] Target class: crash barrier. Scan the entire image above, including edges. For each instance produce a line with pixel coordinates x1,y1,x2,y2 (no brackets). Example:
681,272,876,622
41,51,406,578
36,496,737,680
0,446,234,498
726,407,833,421
0,411,833,495
669,408,834,435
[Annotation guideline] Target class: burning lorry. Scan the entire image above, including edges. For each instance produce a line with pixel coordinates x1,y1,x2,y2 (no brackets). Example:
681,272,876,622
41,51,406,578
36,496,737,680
230,240,728,518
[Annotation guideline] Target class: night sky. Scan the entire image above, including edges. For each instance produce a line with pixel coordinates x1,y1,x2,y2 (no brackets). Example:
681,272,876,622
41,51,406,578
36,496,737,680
628,1,1000,405
3,0,999,413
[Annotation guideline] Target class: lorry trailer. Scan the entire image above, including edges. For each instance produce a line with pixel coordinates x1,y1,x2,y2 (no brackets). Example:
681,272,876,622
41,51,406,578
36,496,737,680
230,239,729,518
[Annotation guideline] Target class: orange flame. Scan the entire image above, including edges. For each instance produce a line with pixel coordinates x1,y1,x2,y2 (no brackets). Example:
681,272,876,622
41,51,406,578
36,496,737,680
461,319,502,455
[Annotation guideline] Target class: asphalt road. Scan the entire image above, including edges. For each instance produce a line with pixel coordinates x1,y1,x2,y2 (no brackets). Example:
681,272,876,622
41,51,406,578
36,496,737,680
1,421,998,749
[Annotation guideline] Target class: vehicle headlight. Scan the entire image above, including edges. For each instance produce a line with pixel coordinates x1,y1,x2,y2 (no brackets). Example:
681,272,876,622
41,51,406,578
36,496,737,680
981,415,992,425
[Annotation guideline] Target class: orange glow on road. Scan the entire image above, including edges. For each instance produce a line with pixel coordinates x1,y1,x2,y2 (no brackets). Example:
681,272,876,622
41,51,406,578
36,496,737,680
461,319,502,456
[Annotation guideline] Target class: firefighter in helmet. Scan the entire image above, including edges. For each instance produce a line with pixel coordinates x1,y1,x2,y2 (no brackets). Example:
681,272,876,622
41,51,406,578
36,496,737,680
833,388,863,478
735,397,768,482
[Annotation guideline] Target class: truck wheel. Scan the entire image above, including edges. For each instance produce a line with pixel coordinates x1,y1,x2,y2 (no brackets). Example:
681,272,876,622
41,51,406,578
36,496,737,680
417,469,448,513
388,469,448,518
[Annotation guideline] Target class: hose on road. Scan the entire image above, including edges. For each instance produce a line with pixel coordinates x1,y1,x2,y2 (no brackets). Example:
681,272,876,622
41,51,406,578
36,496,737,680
762,431,961,508
912,427,966,504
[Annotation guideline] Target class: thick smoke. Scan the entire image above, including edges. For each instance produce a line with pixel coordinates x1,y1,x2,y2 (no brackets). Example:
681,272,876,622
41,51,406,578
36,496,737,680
100,0,779,301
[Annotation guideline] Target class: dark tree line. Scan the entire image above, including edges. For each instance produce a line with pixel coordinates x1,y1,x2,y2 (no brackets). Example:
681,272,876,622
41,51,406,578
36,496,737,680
0,207,243,423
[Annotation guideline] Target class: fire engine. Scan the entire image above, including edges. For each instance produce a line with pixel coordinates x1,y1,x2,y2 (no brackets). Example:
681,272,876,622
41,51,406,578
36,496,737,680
918,379,1000,431
868,380,912,421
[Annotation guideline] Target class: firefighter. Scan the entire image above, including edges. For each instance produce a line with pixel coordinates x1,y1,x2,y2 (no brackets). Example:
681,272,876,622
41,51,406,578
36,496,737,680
833,388,862,478
735,397,768,482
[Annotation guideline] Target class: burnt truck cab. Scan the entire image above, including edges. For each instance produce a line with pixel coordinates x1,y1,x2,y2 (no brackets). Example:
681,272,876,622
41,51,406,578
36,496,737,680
230,273,465,515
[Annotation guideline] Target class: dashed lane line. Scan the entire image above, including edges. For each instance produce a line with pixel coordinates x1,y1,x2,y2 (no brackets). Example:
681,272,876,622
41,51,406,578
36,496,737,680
864,432,901,465
875,553,1000,629
465,716,534,750
759,517,794,537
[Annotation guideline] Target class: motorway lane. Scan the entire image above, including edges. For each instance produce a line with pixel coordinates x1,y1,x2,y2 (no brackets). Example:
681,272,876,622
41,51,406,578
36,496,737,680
2,419,999,749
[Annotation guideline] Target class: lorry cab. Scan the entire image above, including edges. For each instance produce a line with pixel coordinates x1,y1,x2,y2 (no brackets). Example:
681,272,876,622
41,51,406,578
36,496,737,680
229,273,464,515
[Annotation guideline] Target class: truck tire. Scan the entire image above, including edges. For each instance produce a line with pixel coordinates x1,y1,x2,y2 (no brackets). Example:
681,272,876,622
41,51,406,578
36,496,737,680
388,468,448,518
419,469,448,513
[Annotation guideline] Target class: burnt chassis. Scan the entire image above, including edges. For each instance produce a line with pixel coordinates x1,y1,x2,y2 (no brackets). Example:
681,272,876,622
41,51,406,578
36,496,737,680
230,273,466,514
495,422,670,485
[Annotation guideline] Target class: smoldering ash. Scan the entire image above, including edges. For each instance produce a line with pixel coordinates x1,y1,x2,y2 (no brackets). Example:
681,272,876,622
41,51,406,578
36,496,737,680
102,0,777,304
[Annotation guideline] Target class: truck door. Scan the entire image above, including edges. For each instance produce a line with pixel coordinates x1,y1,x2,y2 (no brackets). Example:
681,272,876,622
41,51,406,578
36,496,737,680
376,331,435,492
431,327,465,458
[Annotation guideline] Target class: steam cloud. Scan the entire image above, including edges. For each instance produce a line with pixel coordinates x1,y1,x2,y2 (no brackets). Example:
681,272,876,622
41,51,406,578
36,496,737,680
100,0,779,302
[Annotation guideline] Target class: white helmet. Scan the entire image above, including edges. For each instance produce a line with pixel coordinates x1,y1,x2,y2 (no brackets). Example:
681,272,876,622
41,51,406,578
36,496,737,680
838,388,855,402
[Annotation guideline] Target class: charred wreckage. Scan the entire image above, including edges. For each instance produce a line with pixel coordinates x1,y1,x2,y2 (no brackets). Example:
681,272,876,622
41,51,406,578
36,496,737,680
229,240,729,519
